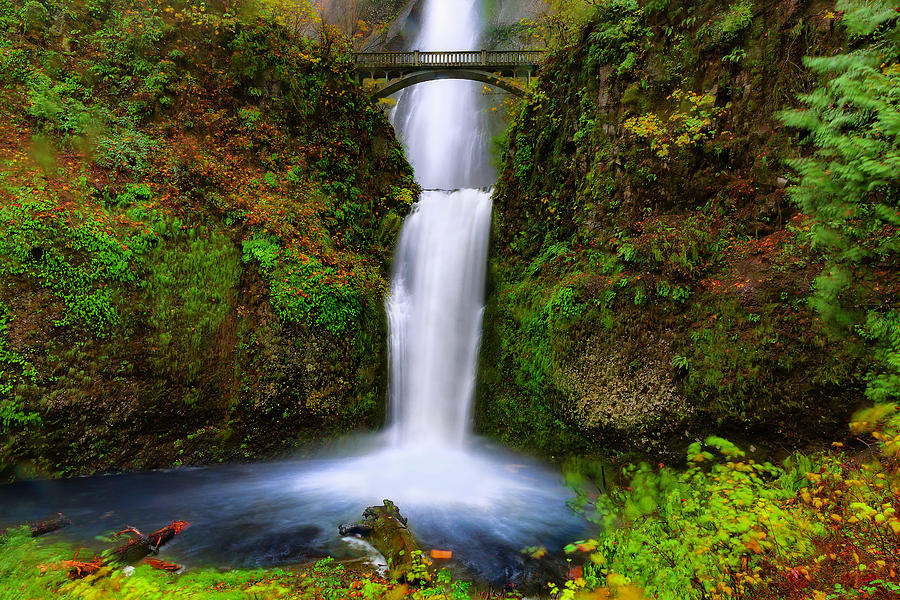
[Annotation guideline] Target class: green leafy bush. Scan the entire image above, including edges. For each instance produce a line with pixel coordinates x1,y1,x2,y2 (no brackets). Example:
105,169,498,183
26,72,95,135
94,112,156,173
0,198,132,334
585,0,650,76
0,43,29,84
567,438,824,599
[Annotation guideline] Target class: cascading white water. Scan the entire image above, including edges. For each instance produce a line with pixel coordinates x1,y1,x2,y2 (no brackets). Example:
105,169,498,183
386,190,492,448
391,0,494,189
291,1,589,556
276,0,584,573
386,0,494,449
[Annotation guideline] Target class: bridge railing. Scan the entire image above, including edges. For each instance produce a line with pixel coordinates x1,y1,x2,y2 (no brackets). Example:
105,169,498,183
353,50,545,69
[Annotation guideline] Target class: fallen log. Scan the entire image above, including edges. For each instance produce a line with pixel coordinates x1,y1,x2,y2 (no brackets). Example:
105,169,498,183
339,499,428,583
31,513,72,537
59,520,190,579
61,550,105,580
111,520,190,564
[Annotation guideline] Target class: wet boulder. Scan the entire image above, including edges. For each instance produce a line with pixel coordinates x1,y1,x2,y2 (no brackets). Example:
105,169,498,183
339,499,428,582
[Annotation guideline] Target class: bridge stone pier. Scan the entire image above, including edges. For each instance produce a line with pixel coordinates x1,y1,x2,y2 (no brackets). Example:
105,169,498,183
352,50,544,99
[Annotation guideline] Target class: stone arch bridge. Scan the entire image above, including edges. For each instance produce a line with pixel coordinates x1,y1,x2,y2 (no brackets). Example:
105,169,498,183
352,50,544,99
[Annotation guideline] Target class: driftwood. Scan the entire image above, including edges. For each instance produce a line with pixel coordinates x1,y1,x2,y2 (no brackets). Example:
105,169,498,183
61,520,189,579
339,500,427,582
0,513,71,543
111,520,189,564
61,550,105,579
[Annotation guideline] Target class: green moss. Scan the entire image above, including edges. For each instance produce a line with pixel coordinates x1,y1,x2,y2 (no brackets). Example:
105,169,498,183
480,0,860,458
0,0,415,478
0,528,484,600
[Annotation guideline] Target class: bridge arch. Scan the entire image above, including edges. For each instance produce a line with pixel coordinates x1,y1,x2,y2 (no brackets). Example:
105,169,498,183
352,50,543,101
371,69,526,99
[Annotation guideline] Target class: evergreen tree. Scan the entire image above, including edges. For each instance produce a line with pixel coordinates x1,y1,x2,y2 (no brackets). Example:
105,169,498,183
780,0,900,402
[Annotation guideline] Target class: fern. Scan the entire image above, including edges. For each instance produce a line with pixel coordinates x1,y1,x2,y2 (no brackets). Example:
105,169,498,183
779,0,900,401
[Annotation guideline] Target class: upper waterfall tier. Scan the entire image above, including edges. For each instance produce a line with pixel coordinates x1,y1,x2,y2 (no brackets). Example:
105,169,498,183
390,0,494,189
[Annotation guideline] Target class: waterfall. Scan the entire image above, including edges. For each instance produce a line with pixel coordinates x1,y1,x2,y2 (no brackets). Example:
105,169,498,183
280,0,584,568
386,0,494,449
390,0,494,189
386,190,492,448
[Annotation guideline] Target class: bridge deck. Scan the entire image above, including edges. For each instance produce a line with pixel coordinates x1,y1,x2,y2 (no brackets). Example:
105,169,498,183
353,50,544,70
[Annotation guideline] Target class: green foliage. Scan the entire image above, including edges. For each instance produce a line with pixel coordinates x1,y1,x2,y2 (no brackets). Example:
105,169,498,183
512,129,533,180
243,234,362,336
623,89,725,158
779,0,900,401
0,43,29,84
568,438,824,599
25,71,153,172
18,0,49,34
0,302,41,431
88,8,168,86
0,196,137,334
27,72,96,135
863,310,900,403
0,529,497,600
519,0,601,49
270,256,363,336
698,0,755,50
94,111,156,173
850,402,900,457
511,283,584,396
242,233,281,272
585,0,650,76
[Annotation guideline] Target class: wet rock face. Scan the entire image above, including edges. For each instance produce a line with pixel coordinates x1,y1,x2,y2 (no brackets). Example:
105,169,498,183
565,338,690,431
489,0,546,28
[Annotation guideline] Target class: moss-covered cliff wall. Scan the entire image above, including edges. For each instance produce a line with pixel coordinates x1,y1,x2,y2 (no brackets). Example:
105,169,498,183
478,0,871,458
0,0,417,479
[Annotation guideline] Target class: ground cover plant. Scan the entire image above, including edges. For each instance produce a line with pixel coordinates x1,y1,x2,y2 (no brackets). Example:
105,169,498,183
554,406,900,600
0,529,494,600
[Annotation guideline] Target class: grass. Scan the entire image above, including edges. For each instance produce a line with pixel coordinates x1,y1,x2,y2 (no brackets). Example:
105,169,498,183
0,528,503,600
